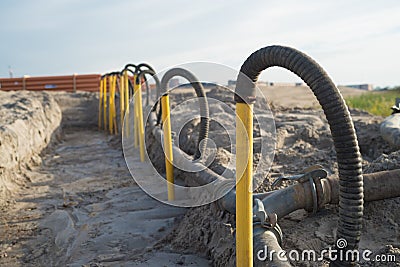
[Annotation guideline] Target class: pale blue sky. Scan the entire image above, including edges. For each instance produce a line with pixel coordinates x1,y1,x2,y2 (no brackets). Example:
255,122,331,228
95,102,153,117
1,0,400,87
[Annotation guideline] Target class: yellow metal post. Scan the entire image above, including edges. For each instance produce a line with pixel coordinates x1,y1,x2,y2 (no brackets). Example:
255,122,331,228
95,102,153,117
103,77,108,131
108,75,118,135
161,95,175,201
133,75,139,148
236,103,253,267
119,74,125,127
108,76,114,134
98,77,103,129
112,75,118,135
108,76,113,134
135,79,145,162
124,71,130,137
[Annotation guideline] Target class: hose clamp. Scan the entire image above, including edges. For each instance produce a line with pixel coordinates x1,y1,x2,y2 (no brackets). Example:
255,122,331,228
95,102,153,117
253,198,277,228
253,198,283,245
272,165,328,214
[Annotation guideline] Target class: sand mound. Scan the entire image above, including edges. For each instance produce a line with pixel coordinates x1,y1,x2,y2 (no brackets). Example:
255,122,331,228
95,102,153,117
0,91,61,208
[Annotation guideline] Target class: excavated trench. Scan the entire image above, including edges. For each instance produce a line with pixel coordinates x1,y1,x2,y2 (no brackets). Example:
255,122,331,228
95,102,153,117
0,91,208,266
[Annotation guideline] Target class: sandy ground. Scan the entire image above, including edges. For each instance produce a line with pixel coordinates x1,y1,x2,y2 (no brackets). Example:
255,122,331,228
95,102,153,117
258,85,366,108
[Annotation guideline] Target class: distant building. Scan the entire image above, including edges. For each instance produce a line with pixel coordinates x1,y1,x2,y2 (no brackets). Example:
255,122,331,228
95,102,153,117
345,84,373,91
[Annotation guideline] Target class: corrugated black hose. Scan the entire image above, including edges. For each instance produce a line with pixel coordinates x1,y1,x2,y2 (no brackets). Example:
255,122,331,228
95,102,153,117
235,45,363,267
137,63,157,106
160,68,210,161
136,68,161,109
123,65,138,97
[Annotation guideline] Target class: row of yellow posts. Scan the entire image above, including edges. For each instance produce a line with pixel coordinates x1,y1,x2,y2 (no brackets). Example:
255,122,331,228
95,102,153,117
97,65,171,200
96,65,176,203
97,64,254,266
98,74,118,135
97,68,145,163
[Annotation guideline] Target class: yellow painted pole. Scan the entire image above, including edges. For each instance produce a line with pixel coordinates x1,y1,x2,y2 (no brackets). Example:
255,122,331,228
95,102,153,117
112,75,118,135
98,77,103,129
109,75,115,134
103,77,108,131
236,103,253,267
135,79,145,162
108,76,114,134
119,74,125,127
108,76,113,134
133,75,139,148
161,95,174,201
124,71,130,137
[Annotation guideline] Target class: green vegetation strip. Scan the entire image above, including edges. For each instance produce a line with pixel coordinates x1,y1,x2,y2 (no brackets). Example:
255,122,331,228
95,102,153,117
345,87,400,117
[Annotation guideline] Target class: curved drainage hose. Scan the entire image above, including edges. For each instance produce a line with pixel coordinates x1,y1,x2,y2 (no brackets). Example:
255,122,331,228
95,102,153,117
235,45,363,266
124,63,138,72
123,64,138,97
160,68,210,160
137,62,156,73
137,63,157,106
121,72,134,99
136,68,161,108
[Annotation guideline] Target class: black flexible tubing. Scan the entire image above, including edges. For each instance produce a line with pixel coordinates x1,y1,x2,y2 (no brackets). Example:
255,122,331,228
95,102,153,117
235,45,363,266
159,68,210,161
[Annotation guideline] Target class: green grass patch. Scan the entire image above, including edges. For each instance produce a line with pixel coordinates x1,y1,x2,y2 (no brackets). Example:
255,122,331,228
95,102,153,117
345,87,400,117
